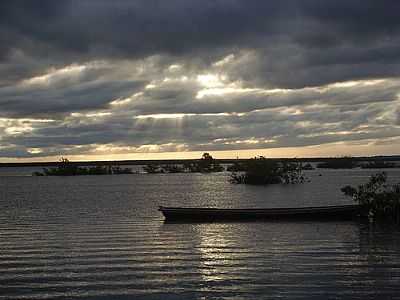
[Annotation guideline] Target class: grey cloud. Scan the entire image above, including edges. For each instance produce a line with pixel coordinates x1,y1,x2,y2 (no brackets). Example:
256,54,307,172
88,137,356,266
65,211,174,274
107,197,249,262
223,42,400,89
0,66,147,118
129,78,400,115
2,1,400,88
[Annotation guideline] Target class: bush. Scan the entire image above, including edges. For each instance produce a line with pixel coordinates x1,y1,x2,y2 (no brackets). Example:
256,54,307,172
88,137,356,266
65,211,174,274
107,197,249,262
229,156,306,185
341,172,400,224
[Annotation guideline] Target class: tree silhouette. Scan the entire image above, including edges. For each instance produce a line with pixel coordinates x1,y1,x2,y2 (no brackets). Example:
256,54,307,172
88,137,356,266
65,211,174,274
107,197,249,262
230,156,306,185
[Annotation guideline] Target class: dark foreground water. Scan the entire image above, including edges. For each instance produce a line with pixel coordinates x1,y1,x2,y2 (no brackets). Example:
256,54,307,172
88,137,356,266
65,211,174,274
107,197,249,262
1,169,400,299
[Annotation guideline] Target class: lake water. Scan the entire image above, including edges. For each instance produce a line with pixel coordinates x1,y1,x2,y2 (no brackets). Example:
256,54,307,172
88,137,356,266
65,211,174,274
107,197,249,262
1,168,400,299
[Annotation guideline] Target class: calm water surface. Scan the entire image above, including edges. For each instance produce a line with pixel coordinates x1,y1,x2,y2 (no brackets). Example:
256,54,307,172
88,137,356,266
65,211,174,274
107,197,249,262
1,168,400,299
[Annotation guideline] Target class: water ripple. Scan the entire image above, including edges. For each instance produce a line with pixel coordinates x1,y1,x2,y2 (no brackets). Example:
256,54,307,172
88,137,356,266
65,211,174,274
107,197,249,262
1,171,400,299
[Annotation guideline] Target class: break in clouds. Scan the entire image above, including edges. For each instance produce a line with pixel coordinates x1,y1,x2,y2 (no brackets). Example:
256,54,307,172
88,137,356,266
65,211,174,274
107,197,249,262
1,0,400,159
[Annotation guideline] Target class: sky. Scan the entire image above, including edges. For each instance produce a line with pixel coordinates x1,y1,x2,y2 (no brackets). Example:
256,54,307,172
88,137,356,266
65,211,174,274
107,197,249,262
1,1,400,162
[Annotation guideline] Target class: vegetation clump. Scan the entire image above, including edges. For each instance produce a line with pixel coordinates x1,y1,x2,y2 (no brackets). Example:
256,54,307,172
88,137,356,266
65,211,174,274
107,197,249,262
341,172,400,224
229,156,306,185
34,158,133,176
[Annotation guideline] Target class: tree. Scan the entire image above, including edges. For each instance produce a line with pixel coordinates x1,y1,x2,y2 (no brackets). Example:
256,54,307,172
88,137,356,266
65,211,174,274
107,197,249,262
184,153,224,173
43,157,80,176
197,153,224,172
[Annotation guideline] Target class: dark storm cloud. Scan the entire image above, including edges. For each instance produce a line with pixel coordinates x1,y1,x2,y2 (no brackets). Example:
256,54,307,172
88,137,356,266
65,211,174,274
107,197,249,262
0,60,148,117
1,1,400,87
0,79,145,118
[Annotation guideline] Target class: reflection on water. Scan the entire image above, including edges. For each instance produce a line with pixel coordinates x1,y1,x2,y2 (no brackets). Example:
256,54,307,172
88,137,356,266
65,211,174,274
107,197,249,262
158,221,400,299
0,169,400,299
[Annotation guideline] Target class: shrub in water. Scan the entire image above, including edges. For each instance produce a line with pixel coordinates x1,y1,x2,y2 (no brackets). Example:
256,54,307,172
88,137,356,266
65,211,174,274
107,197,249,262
229,156,306,185
341,172,400,224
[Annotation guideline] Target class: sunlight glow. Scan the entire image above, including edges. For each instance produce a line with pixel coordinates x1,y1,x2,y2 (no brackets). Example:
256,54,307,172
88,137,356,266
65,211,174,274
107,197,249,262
135,113,195,119
70,112,111,118
213,54,235,67
92,142,188,154
168,64,182,72
135,112,234,119
145,83,157,89
197,74,226,88
5,126,33,135
298,130,371,138
27,148,43,154
0,118,54,123
21,64,88,86
213,137,276,145
1,118,55,136
110,97,133,106
324,79,387,90
3,137,400,163
196,87,259,99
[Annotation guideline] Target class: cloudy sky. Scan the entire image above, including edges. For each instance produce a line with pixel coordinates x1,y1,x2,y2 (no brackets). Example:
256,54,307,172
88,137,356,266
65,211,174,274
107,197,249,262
1,1,400,162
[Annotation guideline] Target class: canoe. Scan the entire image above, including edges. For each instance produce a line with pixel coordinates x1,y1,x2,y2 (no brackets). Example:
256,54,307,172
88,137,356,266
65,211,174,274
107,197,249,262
159,204,360,222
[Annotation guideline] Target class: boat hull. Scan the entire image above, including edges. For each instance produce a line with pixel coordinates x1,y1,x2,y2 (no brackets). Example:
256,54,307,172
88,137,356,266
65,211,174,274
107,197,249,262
159,205,360,222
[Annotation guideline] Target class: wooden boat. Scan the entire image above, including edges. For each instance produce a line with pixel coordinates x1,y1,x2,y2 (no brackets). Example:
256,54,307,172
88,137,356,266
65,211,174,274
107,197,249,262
159,204,361,222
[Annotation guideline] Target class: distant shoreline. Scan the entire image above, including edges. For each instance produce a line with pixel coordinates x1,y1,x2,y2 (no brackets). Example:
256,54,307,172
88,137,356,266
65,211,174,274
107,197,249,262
1,155,400,168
